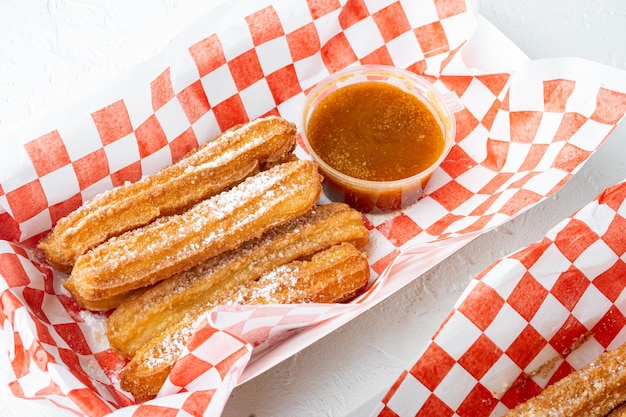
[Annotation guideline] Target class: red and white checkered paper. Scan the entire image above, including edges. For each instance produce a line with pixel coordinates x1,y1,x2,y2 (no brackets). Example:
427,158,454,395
375,178,626,417
1,0,626,415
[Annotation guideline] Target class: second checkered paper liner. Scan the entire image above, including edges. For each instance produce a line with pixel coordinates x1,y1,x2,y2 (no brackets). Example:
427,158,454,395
376,179,626,416
1,0,626,415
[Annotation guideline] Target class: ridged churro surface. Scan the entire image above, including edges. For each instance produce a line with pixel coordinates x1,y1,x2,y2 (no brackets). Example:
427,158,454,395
38,116,296,272
608,403,626,417
119,242,370,401
64,159,322,305
107,202,369,358
505,342,626,417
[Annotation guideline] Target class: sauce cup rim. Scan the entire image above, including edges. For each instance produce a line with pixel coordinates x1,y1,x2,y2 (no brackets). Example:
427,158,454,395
300,64,456,191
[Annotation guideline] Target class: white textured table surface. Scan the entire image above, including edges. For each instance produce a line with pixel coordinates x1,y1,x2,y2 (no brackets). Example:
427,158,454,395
1,1,625,416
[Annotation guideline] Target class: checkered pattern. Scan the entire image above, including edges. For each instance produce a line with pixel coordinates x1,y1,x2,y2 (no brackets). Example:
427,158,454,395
0,240,372,417
156,303,360,399
377,179,626,417
0,0,474,243
1,0,626,416
365,70,626,274
0,241,130,416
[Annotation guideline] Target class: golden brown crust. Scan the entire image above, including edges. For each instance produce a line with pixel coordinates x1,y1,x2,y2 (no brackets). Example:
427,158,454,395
505,342,626,416
38,116,297,273
64,159,322,306
107,202,369,358
608,403,626,417
69,287,147,312
118,242,370,401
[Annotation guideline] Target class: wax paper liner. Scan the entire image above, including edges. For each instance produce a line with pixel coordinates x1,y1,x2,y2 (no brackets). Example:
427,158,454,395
1,0,626,415
374,177,626,417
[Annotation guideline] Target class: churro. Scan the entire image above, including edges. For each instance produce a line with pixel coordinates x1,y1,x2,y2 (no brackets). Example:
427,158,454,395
505,342,626,416
106,202,369,356
38,116,297,272
608,403,626,417
64,159,322,306
118,242,370,401
70,287,145,312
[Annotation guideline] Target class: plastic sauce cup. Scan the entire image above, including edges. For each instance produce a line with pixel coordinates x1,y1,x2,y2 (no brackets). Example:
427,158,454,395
300,65,456,213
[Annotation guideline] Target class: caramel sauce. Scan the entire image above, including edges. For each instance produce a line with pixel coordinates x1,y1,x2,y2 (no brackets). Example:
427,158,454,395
307,82,445,182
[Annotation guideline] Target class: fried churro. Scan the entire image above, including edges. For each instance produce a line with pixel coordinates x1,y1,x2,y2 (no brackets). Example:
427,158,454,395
64,159,322,306
70,287,145,312
106,202,369,357
505,342,626,416
608,403,626,417
39,116,297,272
118,242,370,401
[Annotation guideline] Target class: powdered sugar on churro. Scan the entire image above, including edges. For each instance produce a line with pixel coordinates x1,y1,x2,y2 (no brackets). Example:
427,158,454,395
143,315,204,370
505,343,626,416
65,118,274,234
66,159,321,302
139,244,357,371
118,241,368,400
39,116,296,272
226,264,302,305
97,164,289,264
104,202,369,361
225,264,299,305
